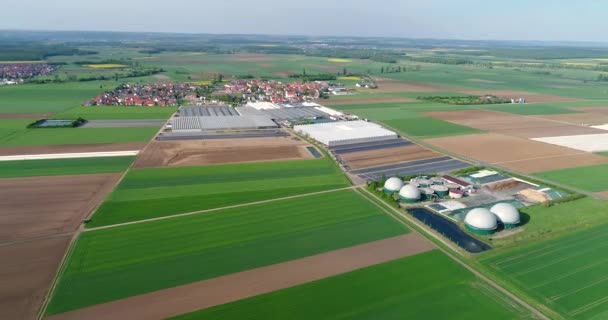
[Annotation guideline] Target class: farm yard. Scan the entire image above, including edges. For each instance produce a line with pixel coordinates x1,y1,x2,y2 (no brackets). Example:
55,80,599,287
47,190,410,314
88,158,351,227
482,223,608,320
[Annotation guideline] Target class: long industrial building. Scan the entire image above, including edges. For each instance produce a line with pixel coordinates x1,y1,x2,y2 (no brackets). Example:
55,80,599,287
294,120,398,147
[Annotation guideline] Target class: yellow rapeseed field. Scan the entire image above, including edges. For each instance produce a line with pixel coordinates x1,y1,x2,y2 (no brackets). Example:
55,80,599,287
84,64,128,69
327,58,352,63
337,76,362,81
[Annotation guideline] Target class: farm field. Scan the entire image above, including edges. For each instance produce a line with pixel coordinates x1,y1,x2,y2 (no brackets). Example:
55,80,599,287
134,136,314,168
1,236,71,320
170,250,530,320
0,141,146,156
339,144,441,170
0,173,120,243
0,119,159,146
55,106,177,120
533,164,608,193
482,223,608,320
0,81,122,114
47,190,408,314
88,158,351,227
425,133,608,173
0,156,134,178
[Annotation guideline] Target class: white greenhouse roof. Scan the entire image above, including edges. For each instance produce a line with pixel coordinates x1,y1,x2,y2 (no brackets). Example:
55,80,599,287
294,120,397,146
532,133,608,152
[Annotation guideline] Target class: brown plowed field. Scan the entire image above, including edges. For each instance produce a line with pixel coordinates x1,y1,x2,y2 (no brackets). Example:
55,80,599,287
1,236,71,320
455,89,582,103
0,173,120,244
426,109,605,138
46,234,434,320
538,111,608,126
0,142,146,156
0,113,51,119
425,133,608,173
340,145,441,170
134,137,314,168
323,97,416,105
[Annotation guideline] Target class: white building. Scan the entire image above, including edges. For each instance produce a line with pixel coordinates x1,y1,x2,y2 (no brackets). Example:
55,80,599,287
294,120,397,147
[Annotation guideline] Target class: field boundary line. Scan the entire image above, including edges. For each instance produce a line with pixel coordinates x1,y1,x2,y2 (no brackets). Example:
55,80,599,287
359,188,550,320
85,186,357,232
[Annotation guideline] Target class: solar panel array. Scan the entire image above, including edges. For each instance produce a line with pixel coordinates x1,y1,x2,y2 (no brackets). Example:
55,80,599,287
355,157,471,181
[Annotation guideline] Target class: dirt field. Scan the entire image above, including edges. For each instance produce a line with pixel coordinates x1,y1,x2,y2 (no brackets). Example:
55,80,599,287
46,233,434,320
425,133,608,173
323,97,416,105
134,137,314,168
0,113,51,119
0,173,120,244
0,142,146,156
467,79,503,84
340,145,441,170
426,109,605,138
455,89,582,103
1,236,71,320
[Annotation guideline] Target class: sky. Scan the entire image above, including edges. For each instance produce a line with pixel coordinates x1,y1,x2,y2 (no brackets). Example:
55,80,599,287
2,0,607,42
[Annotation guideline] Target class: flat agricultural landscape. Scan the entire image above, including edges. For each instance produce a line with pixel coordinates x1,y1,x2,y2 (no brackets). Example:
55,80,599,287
88,158,351,227
0,173,121,243
47,190,409,315
134,136,315,168
425,132,608,173
532,163,608,193
0,141,146,156
482,223,608,320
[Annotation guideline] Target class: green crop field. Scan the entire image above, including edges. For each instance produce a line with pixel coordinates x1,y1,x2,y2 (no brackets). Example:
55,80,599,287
0,121,158,146
171,250,530,320
55,106,177,120
87,158,351,227
482,223,608,320
533,164,608,193
47,190,407,314
0,81,123,114
383,117,481,138
0,156,134,178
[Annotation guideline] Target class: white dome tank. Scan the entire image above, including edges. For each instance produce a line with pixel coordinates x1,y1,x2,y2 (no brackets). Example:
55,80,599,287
399,185,421,203
490,203,520,226
464,208,497,234
383,177,404,193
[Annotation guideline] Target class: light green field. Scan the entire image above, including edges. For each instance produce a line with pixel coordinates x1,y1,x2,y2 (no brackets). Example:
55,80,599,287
533,164,608,192
0,156,134,178
87,158,351,227
482,223,608,320
0,119,158,146
48,190,407,315
56,106,177,120
0,81,122,114
171,250,530,320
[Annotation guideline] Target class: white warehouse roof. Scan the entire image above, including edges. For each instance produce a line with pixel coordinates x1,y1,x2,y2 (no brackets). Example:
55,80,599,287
294,120,397,147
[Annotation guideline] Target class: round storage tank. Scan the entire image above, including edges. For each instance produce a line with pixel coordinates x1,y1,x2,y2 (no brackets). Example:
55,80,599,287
417,179,431,188
444,182,460,191
430,177,444,185
399,185,421,203
464,208,497,235
490,203,520,229
449,189,464,199
383,177,404,194
431,185,449,197
419,187,434,200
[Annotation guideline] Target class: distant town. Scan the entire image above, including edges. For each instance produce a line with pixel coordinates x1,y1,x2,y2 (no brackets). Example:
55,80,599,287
0,63,59,85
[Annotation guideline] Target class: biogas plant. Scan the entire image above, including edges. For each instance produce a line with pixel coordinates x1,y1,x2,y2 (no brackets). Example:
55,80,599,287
378,168,569,240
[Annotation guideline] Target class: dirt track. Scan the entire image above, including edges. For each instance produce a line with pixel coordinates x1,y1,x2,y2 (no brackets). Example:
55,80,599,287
1,236,71,320
134,137,313,168
0,173,120,244
426,109,605,138
46,234,434,320
0,142,146,156
425,133,608,173
340,145,441,170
